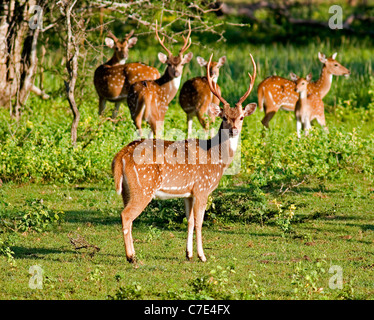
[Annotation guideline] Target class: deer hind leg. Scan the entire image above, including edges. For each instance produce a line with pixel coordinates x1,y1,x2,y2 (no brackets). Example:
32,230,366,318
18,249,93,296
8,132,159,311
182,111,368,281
184,197,195,260
261,91,279,128
316,114,329,133
112,101,121,119
98,97,106,116
193,196,208,262
120,197,152,263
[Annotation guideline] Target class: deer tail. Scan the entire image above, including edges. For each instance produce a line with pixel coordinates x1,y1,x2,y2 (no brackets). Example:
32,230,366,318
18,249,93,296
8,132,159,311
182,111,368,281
257,83,265,112
112,154,124,195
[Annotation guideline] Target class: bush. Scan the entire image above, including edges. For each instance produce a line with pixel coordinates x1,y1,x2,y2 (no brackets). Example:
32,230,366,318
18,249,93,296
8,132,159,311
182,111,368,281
17,199,64,233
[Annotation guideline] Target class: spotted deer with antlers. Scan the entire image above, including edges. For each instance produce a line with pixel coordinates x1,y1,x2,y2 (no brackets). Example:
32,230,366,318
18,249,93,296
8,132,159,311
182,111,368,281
112,53,257,263
257,52,350,127
94,30,160,118
291,73,327,139
127,21,193,138
179,55,226,137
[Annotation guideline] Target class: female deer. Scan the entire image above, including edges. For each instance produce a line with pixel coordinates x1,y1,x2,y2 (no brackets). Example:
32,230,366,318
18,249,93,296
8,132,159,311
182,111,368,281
291,73,327,138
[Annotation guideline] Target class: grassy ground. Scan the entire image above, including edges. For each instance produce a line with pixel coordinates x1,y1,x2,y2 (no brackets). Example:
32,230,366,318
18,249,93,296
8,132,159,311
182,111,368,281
1,172,373,300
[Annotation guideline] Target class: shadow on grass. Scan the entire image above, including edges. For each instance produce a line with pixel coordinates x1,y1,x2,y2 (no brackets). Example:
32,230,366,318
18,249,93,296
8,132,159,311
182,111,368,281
12,246,76,259
64,210,120,225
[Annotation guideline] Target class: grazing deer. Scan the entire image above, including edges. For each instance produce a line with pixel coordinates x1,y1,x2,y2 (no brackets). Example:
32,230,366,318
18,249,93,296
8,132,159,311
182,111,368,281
179,55,226,137
94,30,160,118
127,21,193,138
291,73,327,138
112,53,257,263
257,52,350,128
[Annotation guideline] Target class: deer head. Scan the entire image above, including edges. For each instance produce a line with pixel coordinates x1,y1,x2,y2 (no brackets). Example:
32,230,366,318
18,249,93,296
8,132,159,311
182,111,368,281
318,52,350,77
105,30,138,64
155,20,193,78
196,55,226,82
292,73,312,94
207,54,257,138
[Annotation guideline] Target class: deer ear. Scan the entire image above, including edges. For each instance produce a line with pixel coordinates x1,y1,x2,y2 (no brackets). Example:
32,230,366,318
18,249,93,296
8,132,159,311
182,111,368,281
243,103,257,117
196,56,207,67
158,52,168,64
217,56,226,67
318,52,327,63
332,52,337,60
208,103,223,118
306,73,312,81
182,52,193,65
290,72,298,81
127,37,138,48
105,37,115,49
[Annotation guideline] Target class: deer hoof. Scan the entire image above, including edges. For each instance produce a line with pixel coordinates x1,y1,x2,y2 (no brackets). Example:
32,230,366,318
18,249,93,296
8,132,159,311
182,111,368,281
127,255,136,263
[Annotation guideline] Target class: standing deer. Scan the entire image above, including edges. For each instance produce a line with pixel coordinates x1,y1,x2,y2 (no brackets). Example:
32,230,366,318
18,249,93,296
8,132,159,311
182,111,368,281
94,30,160,118
257,52,350,127
112,53,257,263
291,73,327,138
127,21,193,138
179,55,226,137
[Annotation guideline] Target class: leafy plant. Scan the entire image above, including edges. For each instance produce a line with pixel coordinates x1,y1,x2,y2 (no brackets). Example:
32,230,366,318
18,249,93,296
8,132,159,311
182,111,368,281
17,199,64,233
272,199,296,234
0,235,16,266
108,281,144,300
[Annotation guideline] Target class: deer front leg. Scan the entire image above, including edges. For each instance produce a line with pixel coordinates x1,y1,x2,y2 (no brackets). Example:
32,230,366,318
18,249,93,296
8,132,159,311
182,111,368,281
187,114,193,138
296,119,302,139
193,196,208,262
184,197,194,260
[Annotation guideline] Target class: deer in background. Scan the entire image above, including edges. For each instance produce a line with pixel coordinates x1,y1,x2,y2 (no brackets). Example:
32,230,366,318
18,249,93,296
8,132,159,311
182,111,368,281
179,55,226,137
291,73,327,139
112,53,257,263
257,52,350,128
127,21,193,138
94,30,160,118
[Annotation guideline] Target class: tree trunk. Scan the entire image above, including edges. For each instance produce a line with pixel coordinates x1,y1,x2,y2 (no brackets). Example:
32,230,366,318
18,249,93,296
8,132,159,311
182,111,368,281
0,0,44,119
61,0,82,147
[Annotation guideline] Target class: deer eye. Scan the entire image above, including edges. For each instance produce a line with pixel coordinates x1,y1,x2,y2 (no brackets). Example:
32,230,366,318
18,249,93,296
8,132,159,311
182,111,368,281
240,116,244,121
334,64,338,66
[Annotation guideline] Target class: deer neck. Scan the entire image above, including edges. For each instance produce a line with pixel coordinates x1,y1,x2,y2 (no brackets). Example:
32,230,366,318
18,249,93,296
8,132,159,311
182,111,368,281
155,69,182,104
312,65,333,98
201,122,239,168
106,55,127,66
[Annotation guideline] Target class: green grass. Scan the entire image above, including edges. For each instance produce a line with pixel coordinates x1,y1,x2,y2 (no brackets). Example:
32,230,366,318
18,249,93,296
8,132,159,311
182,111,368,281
0,173,373,300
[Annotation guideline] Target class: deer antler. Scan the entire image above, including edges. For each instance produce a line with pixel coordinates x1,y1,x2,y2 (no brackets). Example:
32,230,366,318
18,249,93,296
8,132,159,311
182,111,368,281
179,20,192,56
155,20,172,57
236,54,257,106
124,29,135,42
107,30,119,43
206,53,229,107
